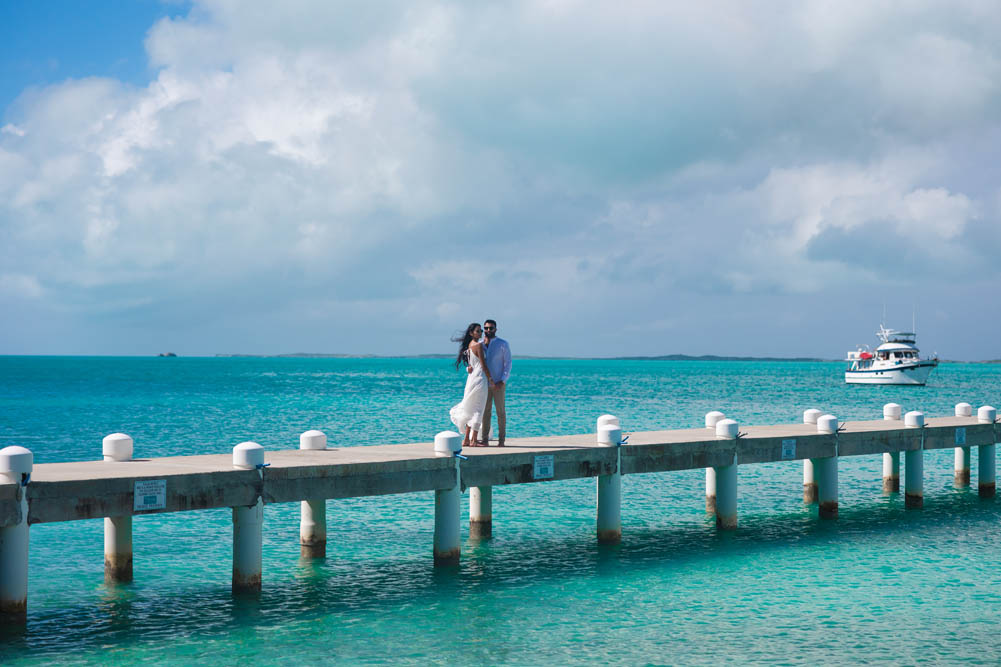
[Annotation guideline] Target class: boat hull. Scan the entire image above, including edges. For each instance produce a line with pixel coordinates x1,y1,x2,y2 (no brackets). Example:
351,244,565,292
845,362,936,385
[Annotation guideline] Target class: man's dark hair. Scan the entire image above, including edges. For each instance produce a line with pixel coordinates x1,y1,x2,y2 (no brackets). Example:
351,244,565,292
484,319,497,327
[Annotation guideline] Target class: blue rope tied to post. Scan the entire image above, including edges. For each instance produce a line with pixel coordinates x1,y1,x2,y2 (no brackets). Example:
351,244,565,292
255,463,270,469
454,453,468,461
618,435,629,447
21,472,30,486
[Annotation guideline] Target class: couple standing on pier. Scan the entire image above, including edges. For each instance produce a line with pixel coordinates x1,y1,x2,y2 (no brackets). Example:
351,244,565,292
450,320,512,448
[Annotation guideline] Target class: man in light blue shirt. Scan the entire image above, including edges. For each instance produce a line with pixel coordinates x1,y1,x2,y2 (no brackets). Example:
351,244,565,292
480,319,512,446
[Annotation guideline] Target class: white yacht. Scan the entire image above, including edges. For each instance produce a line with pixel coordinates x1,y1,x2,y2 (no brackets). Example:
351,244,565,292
845,325,938,385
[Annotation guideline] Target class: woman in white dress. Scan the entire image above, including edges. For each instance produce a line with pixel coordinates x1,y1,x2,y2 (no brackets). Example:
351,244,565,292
449,322,495,448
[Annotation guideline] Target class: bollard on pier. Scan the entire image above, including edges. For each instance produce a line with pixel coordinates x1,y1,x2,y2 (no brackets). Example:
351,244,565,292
102,433,134,583
704,412,725,513
904,411,925,509
814,415,839,519
299,430,328,558
596,419,622,544
882,403,902,493
802,409,822,503
978,406,997,498
0,446,32,620
232,442,265,592
955,403,972,487
714,419,739,530
433,431,462,565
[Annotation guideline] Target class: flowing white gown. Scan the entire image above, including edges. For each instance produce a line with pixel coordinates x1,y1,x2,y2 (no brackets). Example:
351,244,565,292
449,349,487,432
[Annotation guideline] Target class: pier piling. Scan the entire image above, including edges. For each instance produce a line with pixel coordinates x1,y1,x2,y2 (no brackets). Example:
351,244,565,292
803,460,816,504
0,446,31,620
596,420,622,544
432,432,462,565
882,404,902,493
705,412,724,513
978,406,997,498
102,433,134,583
714,419,739,529
955,404,972,487
815,415,839,518
3,408,998,612
904,412,925,509
705,468,716,514
232,442,264,592
299,430,328,558
469,486,492,539
802,410,821,503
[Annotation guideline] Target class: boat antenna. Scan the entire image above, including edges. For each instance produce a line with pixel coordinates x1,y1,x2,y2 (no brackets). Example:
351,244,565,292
912,305,916,334
881,303,886,329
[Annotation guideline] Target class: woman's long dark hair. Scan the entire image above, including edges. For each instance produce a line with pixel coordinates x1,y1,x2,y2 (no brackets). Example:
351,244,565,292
452,322,481,369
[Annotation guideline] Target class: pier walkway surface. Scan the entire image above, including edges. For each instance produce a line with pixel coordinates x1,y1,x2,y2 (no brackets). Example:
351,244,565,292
2,415,995,525
1,406,998,618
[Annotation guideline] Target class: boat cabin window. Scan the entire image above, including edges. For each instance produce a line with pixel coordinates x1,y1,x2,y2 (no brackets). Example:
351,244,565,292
878,352,888,360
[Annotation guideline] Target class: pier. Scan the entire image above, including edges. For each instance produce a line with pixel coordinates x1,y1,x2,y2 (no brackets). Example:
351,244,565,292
1,402,998,620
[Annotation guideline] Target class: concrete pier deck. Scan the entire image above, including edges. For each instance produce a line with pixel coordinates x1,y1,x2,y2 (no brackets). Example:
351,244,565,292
3,415,995,527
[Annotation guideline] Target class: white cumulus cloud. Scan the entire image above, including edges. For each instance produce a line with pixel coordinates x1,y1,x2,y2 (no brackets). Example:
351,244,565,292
2,0,1001,358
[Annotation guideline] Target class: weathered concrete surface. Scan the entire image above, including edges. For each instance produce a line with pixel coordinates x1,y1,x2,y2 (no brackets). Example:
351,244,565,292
0,484,20,527
264,445,458,502
921,417,997,451
460,436,616,488
0,415,995,527
620,428,731,474
27,455,263,524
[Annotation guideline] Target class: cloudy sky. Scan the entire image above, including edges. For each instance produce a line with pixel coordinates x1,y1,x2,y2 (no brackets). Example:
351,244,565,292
2,1,1000,359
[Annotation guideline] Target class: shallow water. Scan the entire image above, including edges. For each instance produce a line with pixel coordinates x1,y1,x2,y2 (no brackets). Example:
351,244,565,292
1,357,1000,664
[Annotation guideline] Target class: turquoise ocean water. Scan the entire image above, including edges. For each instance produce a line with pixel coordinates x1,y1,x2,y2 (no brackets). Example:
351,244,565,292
1,356,1000,664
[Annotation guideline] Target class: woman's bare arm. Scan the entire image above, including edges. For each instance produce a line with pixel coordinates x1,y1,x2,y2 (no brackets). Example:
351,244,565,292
472,342,493,384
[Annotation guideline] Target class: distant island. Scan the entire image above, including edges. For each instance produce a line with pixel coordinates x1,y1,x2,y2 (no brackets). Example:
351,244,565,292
210,353,1000,363
215,352,828,361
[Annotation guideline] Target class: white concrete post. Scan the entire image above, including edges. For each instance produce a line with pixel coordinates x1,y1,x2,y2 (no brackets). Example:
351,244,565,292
0,446,32,619
803,460,816,504
978,406,997,498
103,433,134,583
470,402,502,537
802,409,821,504
904,411,924,509
299,430,327,558
596,421,622,544
955,403,973,487
705,412,724,512
598,414,620,430
814,415,839,519
955,447,972,487
803,409,822,424
714,419,738,530
883,403,902,493
232,442,264,591
433,431,462,565
705,467,717,514
469,486,492,539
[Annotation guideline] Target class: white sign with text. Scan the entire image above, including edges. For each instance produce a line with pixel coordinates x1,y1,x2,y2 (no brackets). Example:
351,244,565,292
134,479,167,511
533,455,554,479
